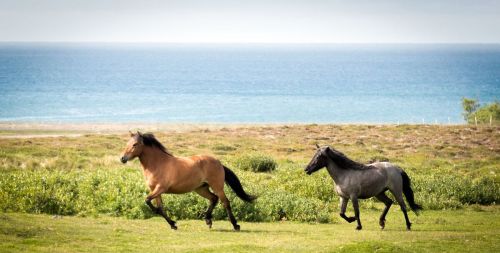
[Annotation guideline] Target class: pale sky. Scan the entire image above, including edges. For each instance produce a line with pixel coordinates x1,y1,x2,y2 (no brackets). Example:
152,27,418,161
1,0,499,43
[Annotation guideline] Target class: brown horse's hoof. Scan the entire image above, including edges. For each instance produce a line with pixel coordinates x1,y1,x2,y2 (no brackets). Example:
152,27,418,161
234,224,240,231
169,221,177,230
406,222,412,231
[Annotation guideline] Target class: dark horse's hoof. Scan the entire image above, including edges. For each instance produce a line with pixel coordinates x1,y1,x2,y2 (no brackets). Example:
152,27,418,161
234,224,241,231
346,217,356,223
355,225,362,230
205,219,213,229
379,219,386,229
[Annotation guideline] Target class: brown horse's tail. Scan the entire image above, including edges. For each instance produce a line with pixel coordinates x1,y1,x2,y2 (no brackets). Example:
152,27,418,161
223,166,256,202
401,170,422,215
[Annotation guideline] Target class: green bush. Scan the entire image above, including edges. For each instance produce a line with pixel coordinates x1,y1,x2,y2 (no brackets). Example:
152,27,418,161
473,102,500,124
462,97,500,124
0,164,498,222
0,167,332,222
212,143,237,152
233,153,277,172
411,174,499,209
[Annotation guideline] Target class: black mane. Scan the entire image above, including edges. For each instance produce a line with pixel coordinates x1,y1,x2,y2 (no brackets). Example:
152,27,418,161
140,133,172,156
325,147,371,170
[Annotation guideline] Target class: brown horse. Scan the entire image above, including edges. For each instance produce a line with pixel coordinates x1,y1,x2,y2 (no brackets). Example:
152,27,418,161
120,131,255,231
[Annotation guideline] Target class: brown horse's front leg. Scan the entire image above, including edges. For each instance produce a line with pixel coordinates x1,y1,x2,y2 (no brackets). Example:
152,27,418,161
146,187,177,230
156,195,177,230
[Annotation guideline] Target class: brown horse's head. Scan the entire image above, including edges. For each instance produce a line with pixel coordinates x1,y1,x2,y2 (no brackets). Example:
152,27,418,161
121,131,145,164
304,144,330,175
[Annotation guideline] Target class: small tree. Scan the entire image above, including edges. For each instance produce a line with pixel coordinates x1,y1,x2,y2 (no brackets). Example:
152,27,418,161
474,102,500,124
462,97,479,121
462,97,500,124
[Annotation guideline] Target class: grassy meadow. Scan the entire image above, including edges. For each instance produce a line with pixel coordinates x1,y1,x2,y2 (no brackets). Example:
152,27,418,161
0,124,499,252
1,208,499,253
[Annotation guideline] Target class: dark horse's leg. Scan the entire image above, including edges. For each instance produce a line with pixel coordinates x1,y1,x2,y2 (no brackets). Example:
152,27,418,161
195,185,219,229
375,192,393,229
145,186,177,230
339,197,356,223
351,196,362,230
391,190,412,230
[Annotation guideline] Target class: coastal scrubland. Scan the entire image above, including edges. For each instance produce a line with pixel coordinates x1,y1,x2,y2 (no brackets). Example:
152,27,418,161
0,124,498,252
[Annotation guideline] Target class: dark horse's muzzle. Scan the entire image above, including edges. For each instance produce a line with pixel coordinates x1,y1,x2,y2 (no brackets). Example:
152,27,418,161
304,167,312,175
120,156,128,164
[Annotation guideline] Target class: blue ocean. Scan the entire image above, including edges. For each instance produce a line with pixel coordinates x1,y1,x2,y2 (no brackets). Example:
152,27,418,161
0,43,499,124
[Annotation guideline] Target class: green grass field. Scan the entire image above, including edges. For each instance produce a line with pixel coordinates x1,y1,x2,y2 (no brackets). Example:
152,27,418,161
0,124,499,252
1,208,499,253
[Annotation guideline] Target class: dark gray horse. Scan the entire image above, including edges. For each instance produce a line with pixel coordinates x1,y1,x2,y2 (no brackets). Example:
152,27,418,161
304,145,422,230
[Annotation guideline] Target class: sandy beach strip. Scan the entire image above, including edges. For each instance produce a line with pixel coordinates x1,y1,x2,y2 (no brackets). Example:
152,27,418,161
0,122,289,138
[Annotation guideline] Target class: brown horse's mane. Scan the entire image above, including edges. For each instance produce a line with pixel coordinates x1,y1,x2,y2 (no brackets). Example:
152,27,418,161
326,147,372,170
141,133,173,156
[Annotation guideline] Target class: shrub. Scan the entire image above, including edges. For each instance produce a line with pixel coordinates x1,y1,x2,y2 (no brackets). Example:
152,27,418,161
411,174,499,209
0,168,332,222
462,97,500,124
212,143,237,152
233,153,277,172
0,164,498,222
473,102,500,124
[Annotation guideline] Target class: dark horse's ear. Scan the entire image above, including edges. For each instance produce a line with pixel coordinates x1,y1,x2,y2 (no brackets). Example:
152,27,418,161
315,144,320,149
324,146,334,158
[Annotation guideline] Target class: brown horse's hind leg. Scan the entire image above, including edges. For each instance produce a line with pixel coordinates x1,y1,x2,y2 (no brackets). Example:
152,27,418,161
195,185,219,229
375,192,393,230
211,186,240,231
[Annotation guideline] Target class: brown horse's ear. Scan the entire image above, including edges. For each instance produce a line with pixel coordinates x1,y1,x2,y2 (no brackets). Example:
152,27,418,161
129,130,134,137
135,131,144,143
315,143,320,149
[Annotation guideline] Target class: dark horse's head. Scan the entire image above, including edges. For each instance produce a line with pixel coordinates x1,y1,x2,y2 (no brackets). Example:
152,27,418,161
304,144,331,175
305,145,368,174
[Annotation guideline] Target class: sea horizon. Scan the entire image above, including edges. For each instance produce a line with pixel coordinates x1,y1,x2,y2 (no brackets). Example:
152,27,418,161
1,43,499,124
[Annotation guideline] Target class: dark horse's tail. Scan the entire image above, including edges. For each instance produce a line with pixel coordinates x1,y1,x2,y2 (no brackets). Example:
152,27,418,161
223,166,256,202
401,170,423,214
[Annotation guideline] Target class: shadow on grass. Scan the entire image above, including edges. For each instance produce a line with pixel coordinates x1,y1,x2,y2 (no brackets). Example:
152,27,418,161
210,228,291,234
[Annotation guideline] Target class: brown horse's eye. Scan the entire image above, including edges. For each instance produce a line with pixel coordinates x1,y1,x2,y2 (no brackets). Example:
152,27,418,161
133,143,138,147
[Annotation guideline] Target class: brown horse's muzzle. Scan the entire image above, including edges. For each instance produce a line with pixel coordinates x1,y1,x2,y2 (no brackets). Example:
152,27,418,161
120,156,128,164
